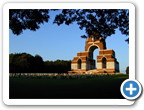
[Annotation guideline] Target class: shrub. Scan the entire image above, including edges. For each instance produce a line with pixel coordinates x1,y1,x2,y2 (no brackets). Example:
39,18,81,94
126,66,129,74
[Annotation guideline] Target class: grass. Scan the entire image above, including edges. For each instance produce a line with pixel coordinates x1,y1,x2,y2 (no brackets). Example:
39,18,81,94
9,74,128,99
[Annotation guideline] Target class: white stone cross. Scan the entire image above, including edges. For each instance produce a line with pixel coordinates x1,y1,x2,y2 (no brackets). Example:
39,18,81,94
126,83,137,95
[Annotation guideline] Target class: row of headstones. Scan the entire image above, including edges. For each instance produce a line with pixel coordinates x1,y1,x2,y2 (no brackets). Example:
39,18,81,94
9,73,113,79
68,73,115,79
9,73,60,78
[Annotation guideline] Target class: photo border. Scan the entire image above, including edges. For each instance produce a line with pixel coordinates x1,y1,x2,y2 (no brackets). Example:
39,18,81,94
3,2,135,105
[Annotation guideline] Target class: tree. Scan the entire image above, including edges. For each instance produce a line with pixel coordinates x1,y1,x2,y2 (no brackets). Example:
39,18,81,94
9,9,57,35
9,53,71,73
126,66,129,74
34,54,44,65
43,59,71,73
53,9,129,43
9,53,35,72
9,9,129,43
34,54,44,72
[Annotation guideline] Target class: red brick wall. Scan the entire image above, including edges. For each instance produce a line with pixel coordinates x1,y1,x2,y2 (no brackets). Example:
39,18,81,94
99,50,115,56
77,52,89,57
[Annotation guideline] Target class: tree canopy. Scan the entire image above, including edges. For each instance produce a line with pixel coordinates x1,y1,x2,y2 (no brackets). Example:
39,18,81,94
9,53,71,73
9,9,57,35
9,9,129,43
53,9,129,43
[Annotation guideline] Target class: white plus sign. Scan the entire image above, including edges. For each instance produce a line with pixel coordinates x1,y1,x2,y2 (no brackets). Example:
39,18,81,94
126,83,137,95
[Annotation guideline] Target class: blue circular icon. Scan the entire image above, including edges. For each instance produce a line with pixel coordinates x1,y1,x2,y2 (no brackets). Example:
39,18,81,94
121,79,142,100
123,81,139,97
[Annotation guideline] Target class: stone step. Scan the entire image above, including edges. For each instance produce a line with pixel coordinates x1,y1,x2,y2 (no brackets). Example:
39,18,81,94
87,69,98,72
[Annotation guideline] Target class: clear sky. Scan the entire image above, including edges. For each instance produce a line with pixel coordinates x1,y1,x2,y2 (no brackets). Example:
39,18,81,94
9,10,129,73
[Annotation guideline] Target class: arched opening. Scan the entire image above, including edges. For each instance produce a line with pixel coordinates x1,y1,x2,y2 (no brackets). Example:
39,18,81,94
77,59,82,69
88,45,99,69
93,49,99,69
88,45,99,59
102,57,106,68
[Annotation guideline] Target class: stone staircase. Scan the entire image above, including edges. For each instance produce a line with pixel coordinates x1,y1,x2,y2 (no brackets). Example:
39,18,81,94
86,69,98,73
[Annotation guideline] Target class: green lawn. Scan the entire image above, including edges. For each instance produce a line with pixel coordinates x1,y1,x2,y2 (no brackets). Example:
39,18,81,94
9,74,128,99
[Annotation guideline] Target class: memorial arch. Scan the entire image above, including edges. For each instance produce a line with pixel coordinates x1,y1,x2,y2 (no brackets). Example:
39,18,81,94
68,32,119,74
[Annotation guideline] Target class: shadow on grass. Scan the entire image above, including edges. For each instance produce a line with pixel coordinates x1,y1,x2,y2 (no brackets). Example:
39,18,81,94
9,74,129,99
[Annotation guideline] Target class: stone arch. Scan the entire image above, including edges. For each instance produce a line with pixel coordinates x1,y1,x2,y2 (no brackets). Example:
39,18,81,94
87,44,100,53
102,57,107,68
101,56,107,60
77,59,82,69
87,45,100,69
88,45,99,59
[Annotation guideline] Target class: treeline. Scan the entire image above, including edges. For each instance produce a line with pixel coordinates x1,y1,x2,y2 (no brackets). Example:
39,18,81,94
9,53,71,73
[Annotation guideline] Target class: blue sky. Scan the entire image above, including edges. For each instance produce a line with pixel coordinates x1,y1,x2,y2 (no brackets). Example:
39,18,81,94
9,10,129,73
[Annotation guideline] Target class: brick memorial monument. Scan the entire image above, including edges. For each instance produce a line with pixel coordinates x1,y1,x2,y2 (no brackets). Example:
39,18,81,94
68,32,119,74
